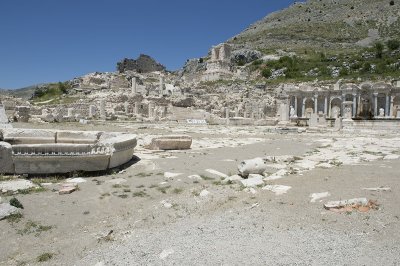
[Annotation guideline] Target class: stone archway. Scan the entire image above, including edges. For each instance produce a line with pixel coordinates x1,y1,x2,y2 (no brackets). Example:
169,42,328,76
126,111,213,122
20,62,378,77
358,91,372,119
330,98,342,118
304,98,314,118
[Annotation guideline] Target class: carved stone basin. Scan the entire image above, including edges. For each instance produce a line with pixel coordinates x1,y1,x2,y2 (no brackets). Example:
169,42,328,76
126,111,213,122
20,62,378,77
0,129,137,174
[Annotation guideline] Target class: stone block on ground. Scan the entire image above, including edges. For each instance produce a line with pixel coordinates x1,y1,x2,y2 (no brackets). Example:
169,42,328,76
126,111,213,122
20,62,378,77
0,203,20,220
0,179,36,192
240,174,264,187
59,183,78,195
238,157,268,177
146,135,192,150
0,141,14,174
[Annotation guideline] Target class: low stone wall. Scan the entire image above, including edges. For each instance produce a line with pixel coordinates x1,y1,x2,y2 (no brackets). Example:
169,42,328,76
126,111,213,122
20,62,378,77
0,129,137,174
343,119,400,131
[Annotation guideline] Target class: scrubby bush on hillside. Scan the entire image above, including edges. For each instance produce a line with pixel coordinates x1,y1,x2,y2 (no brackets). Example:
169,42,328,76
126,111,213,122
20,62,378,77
387,39,400,51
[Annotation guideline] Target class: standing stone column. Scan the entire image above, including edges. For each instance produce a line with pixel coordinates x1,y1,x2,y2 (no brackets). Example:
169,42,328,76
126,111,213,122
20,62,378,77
134,102,139,115
373,93,378,117
385,94,390,118
302,98,306,118
148,102,155,118
341,94,345,117
67,108,74,117
225,107,230,118
390,96,394,117
314,94,318,114
162,106,167,118
100,99,106,119
131,77,137,95
294,96,298,117
352,94,357,118
324,96,328,116
357,94,362,116
124,102,129,115
235,107,239,117
89,105,96,118
159,76,164,97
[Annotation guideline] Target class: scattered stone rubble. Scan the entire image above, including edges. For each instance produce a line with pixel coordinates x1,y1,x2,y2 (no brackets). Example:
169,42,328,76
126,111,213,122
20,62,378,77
324,198,379,213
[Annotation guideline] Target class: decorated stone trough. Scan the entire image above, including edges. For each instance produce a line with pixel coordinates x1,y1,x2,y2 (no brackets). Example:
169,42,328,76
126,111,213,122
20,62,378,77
0,129,137,174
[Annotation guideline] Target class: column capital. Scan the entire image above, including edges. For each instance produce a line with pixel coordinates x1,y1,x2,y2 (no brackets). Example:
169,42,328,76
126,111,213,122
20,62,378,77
373,92,379,96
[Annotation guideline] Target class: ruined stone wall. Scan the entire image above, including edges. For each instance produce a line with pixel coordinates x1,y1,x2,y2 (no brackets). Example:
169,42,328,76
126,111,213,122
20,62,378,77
117,54,166,73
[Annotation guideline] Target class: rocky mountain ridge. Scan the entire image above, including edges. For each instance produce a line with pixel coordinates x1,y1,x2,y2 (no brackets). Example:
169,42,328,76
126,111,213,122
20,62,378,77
228,0,399,53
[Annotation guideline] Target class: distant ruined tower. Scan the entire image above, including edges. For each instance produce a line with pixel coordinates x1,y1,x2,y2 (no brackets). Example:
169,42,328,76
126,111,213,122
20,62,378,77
203,43,232,81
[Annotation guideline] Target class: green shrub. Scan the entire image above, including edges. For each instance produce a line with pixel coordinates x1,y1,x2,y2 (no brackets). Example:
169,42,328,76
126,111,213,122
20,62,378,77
361,62,372,73
261,68,272,78
374,42,384,58
387,39,400,51
37,253,53,262
10,197,24,209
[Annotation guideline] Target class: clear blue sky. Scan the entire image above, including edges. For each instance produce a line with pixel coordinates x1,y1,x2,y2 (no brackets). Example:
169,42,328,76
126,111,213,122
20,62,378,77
0,0,295,89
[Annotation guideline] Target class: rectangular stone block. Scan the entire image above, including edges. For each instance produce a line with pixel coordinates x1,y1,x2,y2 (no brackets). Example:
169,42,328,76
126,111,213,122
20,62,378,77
0,142,14,174
57,131,100,144
2,129,56,144
13,155,110,174
147,135,192,150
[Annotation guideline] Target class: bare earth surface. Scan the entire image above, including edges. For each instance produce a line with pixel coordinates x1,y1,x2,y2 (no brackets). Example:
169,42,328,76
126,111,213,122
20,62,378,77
1,122,399,265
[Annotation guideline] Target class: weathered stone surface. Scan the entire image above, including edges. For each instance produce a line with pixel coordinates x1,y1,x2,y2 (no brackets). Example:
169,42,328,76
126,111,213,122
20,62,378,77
0,179,35,192
222,174,243,184
57,131,100,144
0,105,8,123
309,113,318,127
262,185,291,195
324,198,368,209
0,142,14,173
117,54,166,73
2,128,56,144
0,203,20,220
238,157,268,177
13,154,110,174
59,183,77,195
231,49,262,65
147,135,192,150
240,174,264,187
14,106,30,122
1,129,137,174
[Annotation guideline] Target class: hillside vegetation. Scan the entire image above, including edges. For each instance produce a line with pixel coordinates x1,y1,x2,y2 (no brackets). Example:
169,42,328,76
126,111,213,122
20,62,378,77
230,0,399,53
248,39,400,84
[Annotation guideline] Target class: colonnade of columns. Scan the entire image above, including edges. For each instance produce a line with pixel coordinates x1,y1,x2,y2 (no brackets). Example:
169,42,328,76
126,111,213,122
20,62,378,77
289,91,398,119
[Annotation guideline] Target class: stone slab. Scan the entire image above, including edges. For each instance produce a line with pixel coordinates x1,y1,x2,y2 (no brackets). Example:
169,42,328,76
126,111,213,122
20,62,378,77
0,141,14,173
0,203,20,220
13,155,110,174
0,179,35,192
147,135,192,150
240,174,264,187
309,113,318,127
59,184,77,195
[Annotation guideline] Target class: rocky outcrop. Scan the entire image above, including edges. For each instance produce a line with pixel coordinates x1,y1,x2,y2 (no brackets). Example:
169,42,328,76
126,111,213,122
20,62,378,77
229,0,400,52
231,49,262,65
117,54,166,73
182,58,207,75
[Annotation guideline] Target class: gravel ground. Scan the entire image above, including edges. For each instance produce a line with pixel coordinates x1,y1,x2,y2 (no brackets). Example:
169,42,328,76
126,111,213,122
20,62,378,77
1,122,399,265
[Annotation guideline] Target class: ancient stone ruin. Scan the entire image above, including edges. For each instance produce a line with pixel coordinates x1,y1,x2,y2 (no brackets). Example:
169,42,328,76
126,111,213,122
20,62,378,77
117,54,166,73
0,129,137,174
